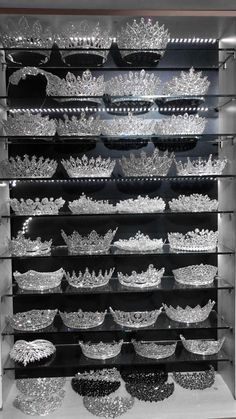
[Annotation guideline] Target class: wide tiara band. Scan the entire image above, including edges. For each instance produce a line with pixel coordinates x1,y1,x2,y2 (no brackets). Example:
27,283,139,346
114,231,164,252
119,149,174,177
69,194,116,214
56,113,102,136
180,335,225,356
66,267,114,288
61,228,117,254
10,232,52,257
175,154,227,176
0,154,57,178
173,366,215,390
102,113,156,136
173,264,217,286
3,112,56,137
132,340,177,359
79,340,123,360
16,377,66,397
156,113,206,136
109,307,162,328
163,300,215,323
116,195,166,213
59,309,107,329
10,197,65,215
7,309,57,331
13,268,64,291
168,194,218,212
83,395,135,418
61,155,116,178
118,264,165,288
163,67,210,96
168,229,218,252
10,339,56,366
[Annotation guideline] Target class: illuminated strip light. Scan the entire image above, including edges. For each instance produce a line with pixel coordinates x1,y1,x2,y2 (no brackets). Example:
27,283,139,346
21,216,32,234
9,106,209,114
168,38,217,43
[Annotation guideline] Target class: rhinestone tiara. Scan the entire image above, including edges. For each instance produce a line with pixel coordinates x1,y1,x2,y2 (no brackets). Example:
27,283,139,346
7,309,57,331
163,67,210,97
132,340,177,359
16,377,66,397
156,113,207,136
109,307,162,328
14,392,65,416
118,264,165,288
61,228,117,254
173,366,215,390
116,195,166,213
175,154,227,176
69,194,116,214
61,155,116,178
13,268,64,291
10,197,65,215
75,368,121,382
66,267,114,288
173,264,218,286
102,113,156,137
0,154,57,178
3,112,56,137
168,194,218,212
59,309,107,329
83,395,135,418
79,340,123,360
119,149,174,177
168,229,218,252
113,231,164,252
56,113,102,136
10,232,52,257
10,339,56,366
163,300,215,323
180,335,225,356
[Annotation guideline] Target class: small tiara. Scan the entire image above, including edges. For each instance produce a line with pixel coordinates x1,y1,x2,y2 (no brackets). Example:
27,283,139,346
168,229,218,252
61,155,116,178
7,309,57,331
118,264,165,288
61,228,117,255
56,113,102,136
75,368,121,382
116,195,166,213
66,267,114,289
173,264,217,286
132,340,177,359
157,113,207,136
175,154,227,176
14,391,65,416
3,112,56,137
113,231,164,252
119,149,173,177
163,67,210,97
83,395,134,418
0,154,57,178
109,307,162,328
168,194,218,212
13,268,64,291
69,194,116,214
16,377,66,397
10,232,52,257
102,113,156,136
10,197,65,215
173,366,215,390
59,309,107,329
10,339,56,366
180,335,225,356
163,300,215,323
79,340,123,360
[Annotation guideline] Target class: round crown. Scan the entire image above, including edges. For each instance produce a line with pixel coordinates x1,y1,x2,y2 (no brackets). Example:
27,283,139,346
7,309,57,331
114,231,164,252
79,340,123,360
10,232,53,257
168,194,218,212
61,228,117,255
69,194,116,214
173,366,215,390
10,197,65,215
168,228,218,251
163,67,210,96
83,395,134,418
10,339,56,366
173,264,217,286
132,340,177,359
180,335,225,356
0,154,57,178
59,309,107,329
16,377,66,397
14,392,65,416
119,149,173,177
175,154,227,176
102,113,156,136
163,300,215,323
3,112,56,137
56,113,102,136
66,267,114,288
157,113,207,136
13,268,64,291
118,264,165,288
116,195,165,213
61,155,116,178
109,307,162,328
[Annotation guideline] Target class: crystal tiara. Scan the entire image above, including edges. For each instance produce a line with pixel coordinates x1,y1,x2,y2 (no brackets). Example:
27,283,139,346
3,112,56,137
56,113,102,136
102,113,156,136
10,339,56,366
173,264,217,286
10,232,53,257
16,377,66,397
14,392,65,417
180,335,225,356
168,229,218,252
109,307,162,328
132,340,177,359
13,268,64,291
59,309,107,329
10,197,65,215
79,340,123,360
69,194,116,214
163,67,210,97
173,366,215,390
118,264,165,288
0,154,57,178
113,231,164,252
116,195,166,213
156,113,207,136
175,154,227,176
75,368,121,382
61,155,116,178
65,267,115,288
61,228,117,254
163,300,215,323
83,395,134,418
119,149,174,177
168,194,218,212
7,309,57,331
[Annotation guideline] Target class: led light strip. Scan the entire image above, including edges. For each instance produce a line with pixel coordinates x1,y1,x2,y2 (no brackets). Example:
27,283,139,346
21,216,32,234
9,106,209,114
168,38,217,43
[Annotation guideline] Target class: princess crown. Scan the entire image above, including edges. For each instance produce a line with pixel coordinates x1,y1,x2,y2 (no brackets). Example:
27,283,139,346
13,268,64,291
168,229,218,251
119,149,173,177
61,228,117,254
10,232,52,256
116,195,166,213
163,67,210,97
173,366,215,390
61,155,116,178
0,154,57,179
163,300,215,323
173,264,217,286
7,309,57,331
10,339,56,366
59,309,107,329
79,340,123,360
3,112,56,137
132,340,177,359
168,194,218,212
14,392,65,416
109,307,162,328
102,113,156,136
16,377,66,397
180,335,225,356
117,264,165,288
66,267,114,289
56,113,102,136
113,231,164,252
156,113,206,136
10,197,65,215
69,194,116,214
83,395,134,418
175,154,227,176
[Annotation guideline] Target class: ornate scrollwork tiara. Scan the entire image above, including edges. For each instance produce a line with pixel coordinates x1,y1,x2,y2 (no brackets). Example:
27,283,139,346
3,112,56,137
7,309,57,331
168,228,218,252
61,228,117,255
119,149,174,177
132,340,177,359
10,197,65,215
163,67,210,97
109,307,162,328
180,335,225,356
114,231,164,253
175,154,227,176
66,267,114,289
116,195,165,213
14,391,65,416
61,155,116,178
118,264,165,288
69,194,116,214
83,395,135,418
59,309,107,329
163,300,215,323
16,377,66,397
10,339,56,366
156,113,207,136
173,366,215,390
0,154,57,178
102,113,156,136
168,194,218,212
79,340,123,360
56,113,102,136
10,232,52,257
173,264,217,286
13,268,64,291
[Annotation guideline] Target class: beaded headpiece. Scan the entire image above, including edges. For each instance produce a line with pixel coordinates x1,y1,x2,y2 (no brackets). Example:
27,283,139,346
3,112,56,137
173,264,217,286
66,267,114,288
10,197,65,215
83,395,135,418
79,340,123,360
10,339,56,366
173,366,215,390
163,300,215,323
175,155,227,176
180,334,225,356
14,392,65,416
118,264,165,288
59,309,107,329
61,155,116,178
7,309,57,331
168,194,218,213
0,154,57,178
13,268,64,291
16,377,66,397
109,307,162,328
114,231,164,252
132,340,177,359
119,149,173,177
61,228,117,254
168,229,218,252
157,113,206,136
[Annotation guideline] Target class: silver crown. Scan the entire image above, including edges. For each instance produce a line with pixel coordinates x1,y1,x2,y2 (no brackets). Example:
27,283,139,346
102,113,156,136
56,113,102,136
116,195,166,213
175,154,227,176
163,300,215,323
16,377,66,397
69,194,116,214
3,112,56,137
119,149,173,177
114,231,164,253
168,228,218,252
83,395,135,418
7,309,57,331
61,228,117,255
109,307,162,328
132,340,177,359
59,309,107,329
163,67,210,97
168,194,218,212
10,197,65,215
79,340,123,360
75,368,121,382
180,335,225,356
156,113,207,136
66,267,114,288
173,264,218,286
10,339,56,366
0,154,57,178
61,155,116,178
10,232,52,257
118,264,165,288
14,392,65,416
13,268,64,291
173,366,215,390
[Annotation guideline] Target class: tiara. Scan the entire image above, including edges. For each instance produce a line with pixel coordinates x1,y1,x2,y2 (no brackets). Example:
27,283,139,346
56,113,102,137
3,112,56,137
180,335,225,356
61,155,115,178
132,340,177,359
14,392,65,416
16,377,66,397
75,368,121,382
10,339,56,366
126,381,174,402
10,232,52,256
168,229,218,252
119,149,173,177
168,194,218,213
79,340,123,360
102,113,156,136
10,197,65,215
69,194,116,214
59,309,107,329
173,366,215,390
109,307,162,328
156,113,207,136
7,309,57,331
61,228,117,255
66,267,114,289
0,154,57,179
163,67,210,97
175,155,227,176
118,264,165,288
163,300,215,323
83,395,134,418
173,264,218,286
116,195,165,213
113,231,164,252
13,268,64,291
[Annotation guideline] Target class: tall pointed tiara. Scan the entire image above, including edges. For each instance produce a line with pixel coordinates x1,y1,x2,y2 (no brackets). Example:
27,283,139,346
10,339,56,366
173,264,218,286
7,309,57,331
59,309,107,329
102,113,156,136
132,340,177,360
175,154,227,176
0,155,57,178
56,114,102,136
180,334,225,356
116,195,166,214
69,194,116,214
113,231,164,252
168,194,218,213
61,155,115,178
83,395,134,418
10,232,52,257
10,197,65,215
61,228,117,254
156,114,207,136
118,264,165,288
163,67,210,97
109,307,163,328
119,149,174,177
13,268,65,291
3,112,56,137
79,340,123,360
163,300,215,323
168,229,218,252
65,267,115,288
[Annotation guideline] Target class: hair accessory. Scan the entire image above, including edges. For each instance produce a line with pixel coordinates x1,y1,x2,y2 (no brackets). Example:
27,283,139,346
59,309,107,329
69,193,116,214
109,307,162,328
118,264,165,288
7,309,57,331
0,154,57,178
3,112,56,137
173,264,217,286
114,231,164,252
175,154,227,176
10,339,56,366
102,113,156,136
180,335,225,356
14,268,64,291
10,197,65,215
116,195,165,213
163,300,215,323
132,340,177,359
168,194,218,213
10,232,52,256
66,268,114,289
61,155,115,178
56,113,102,136
173,366,215,390
126,381,174,402
14,391,65,416
83,395,135,418
71,368,121,397
119,149,173,177
163,67,210,97
121,367,168,385
157,113,206,136
79,340,123,360
61,228,117,254
168,229,218,252
16,377,66,397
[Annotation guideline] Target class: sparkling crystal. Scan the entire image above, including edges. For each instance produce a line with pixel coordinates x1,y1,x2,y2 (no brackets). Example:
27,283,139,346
83,395,135,418
118,264,165,288
168,194,218,212
163,300,215,323
61,155,116,178
10,197,65,215
109,307,162,328
116,195,165,213
69,193,116,214
8,309,57,331
75,368,121,382
113,231,164,252
119,149,174,177
14,391,65,416
0,154,57,178
156,113,207,136
175,154,227,176
10,232,52,256
66,267,114,288
168,228,218,252
10,339,56,366
132,339,177,359
3,112,56,136
102,112,156,136
173,366,215,390
173,264,218,286
16,377,66,397
61,228,117,255
79,340,123,360
56,113,102,136
180,334,225,355
13,268,64,291
163,67,210,97
59,309,107,329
